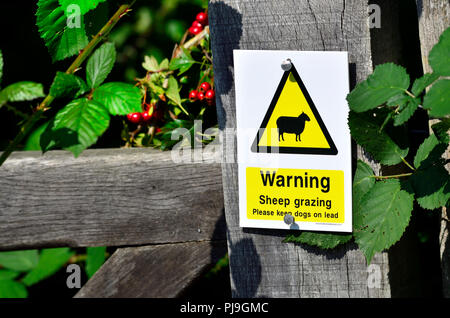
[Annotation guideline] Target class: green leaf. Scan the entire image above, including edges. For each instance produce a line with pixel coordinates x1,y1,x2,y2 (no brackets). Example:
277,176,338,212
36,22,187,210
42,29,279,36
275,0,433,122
429,26,450,76
0,280,28,298
410,165,450,210
22,248,74,286
59,0,107,15
52,98,110,156
0,50,3,87
0,250,39,272
354,179,414,264
169,48,196,75
431,118,450,143
348,110,409,165
423,79,450,117
86,42,116,89
24,122,50,151
142,56,160,72
414,134,446,169
50,72,88,98
36,0,89,61
0,82,45,107
159,58,169,70
411,73,439,96
353,160,376,222
347,63,410,112
93,82,142,115
0,270,20,281
393,97,420,126
86,246,106,278
284,232,352,249
166,76,181,106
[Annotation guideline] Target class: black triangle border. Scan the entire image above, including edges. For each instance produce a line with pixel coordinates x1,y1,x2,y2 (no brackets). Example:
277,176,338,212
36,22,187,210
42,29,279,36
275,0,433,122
250,63,338,155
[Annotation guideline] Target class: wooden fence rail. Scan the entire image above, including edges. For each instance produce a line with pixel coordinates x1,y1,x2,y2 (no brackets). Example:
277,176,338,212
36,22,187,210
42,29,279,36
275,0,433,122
0,148,225,250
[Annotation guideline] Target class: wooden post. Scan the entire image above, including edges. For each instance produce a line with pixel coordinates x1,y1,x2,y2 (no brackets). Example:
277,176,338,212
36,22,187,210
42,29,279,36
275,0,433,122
415,0,450,297
209,0,390,297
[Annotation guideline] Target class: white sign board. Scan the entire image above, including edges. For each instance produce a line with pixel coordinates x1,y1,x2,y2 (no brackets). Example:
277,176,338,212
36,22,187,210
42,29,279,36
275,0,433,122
234,50,352,233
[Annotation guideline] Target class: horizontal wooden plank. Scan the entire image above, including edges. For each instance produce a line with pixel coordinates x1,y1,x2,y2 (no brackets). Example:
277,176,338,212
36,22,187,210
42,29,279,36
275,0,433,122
0,148,225,250
75,241,228,298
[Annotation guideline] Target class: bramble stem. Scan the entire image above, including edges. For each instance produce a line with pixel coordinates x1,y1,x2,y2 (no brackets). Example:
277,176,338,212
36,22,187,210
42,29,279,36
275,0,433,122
401,157,416,171
371,173,413,179
0,2,135,167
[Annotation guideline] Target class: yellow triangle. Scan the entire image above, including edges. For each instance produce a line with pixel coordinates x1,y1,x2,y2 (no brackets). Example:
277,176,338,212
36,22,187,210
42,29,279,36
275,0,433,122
251,64,337,155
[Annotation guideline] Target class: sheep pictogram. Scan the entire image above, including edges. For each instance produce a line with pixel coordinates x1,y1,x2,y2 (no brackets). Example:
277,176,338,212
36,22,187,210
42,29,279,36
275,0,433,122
276,112,311,142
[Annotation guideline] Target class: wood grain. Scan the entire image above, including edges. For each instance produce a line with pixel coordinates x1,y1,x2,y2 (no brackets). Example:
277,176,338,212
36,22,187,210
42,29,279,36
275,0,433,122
209,0,390,297
415,0,450,297
75,241,227,298
0,148,225,250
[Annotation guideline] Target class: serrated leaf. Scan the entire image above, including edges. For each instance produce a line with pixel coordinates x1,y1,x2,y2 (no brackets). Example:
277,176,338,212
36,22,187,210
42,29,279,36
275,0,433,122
59,0,107,15
348,110,409,165
429,26,450,76
86,246,106,278
0,82,45,107
423,79,450,117
36,0,89,62
431,118,450,143
0,250,39,272
0,270,20,281
24,122,50,151
386,93,410,107
393,97,420,126
410,165,450,210
86,42,116,88
411,73,439,96
22,248,74,286
52,98,110,157
166,76,181,106
284,232,352,249
169,48,196,75
159,58,169,70
347,63,410,112
414,134,445,169
0,280,28,298
50,72,88,98
142,55,160,72
353,160,376,220
354,179,413,264
93,82,142,115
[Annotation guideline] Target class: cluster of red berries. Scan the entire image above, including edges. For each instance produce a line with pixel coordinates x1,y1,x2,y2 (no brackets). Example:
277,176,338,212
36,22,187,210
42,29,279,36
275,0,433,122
126,111,152,125
126,103,163,125
189,82,215,104
188,11,208,35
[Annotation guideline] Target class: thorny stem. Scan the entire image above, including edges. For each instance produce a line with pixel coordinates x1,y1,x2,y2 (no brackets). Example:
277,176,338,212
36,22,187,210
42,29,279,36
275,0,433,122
0,2,136,167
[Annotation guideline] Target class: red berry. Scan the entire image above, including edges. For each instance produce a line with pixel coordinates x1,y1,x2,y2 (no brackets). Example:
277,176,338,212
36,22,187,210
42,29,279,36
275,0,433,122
189,90,199,101
127,112,141,124
189,26,202,35
141,111,152,123
205,89,215,100
196,12,208,25
200,82,211,92
192,21,203,28
197,91,205,100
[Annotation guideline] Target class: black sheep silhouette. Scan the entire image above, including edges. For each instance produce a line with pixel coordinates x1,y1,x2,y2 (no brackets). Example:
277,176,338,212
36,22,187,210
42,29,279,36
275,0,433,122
276,112,310,142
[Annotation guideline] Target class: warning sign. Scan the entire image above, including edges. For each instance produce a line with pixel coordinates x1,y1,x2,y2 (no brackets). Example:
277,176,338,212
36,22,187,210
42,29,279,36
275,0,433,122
251,64,337,155
246,167,344,223
234,50,352,233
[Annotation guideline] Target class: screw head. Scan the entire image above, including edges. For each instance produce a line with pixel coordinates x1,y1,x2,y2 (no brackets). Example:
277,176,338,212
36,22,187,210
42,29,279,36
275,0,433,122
281,59,292,71
284,214,294,225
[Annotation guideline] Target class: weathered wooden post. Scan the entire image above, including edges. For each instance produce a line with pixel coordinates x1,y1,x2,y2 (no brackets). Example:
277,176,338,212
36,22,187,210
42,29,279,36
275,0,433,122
209,0,390,297
415,0,450,297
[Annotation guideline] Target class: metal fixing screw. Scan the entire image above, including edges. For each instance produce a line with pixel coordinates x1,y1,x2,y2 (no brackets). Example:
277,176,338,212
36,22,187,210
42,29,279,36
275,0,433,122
284,214,295,225
281,58,292,71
